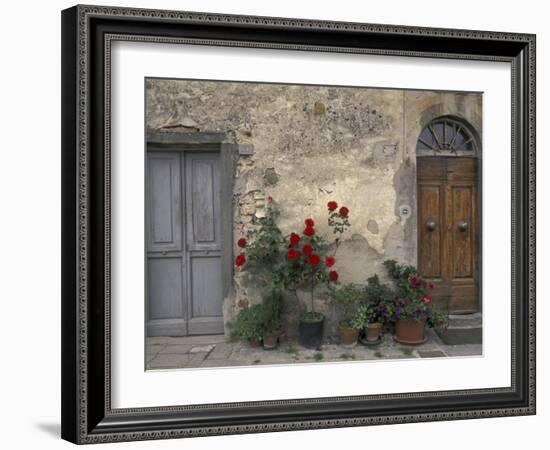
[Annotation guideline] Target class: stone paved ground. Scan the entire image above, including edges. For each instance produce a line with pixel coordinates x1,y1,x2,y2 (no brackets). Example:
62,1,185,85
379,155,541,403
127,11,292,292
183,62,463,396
146,328,482,370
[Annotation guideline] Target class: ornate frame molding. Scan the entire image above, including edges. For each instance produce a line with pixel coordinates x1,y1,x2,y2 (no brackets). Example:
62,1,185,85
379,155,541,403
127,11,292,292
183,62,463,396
61,5,536,444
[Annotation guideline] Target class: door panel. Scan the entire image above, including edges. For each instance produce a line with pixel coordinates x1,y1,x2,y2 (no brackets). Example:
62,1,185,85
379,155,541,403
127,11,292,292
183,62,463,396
190,256,223,317
187,156,220,248
147,154,182,252
417,157,479,314
146,153,186,336
148,257,184,320
451,185,474,278
185,152,224,335
418,184,443,278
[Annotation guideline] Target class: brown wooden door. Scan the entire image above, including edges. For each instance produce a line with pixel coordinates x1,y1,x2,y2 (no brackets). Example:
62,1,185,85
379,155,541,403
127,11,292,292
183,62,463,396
417,157,479,314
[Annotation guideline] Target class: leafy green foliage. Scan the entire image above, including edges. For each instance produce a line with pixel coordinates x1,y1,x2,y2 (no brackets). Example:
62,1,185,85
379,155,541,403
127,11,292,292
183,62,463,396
261,286,284,335
243,204,285,286
353,275,395,328
313,352,324,361
328,207,351,235
231,303,267,341
327,283,365,328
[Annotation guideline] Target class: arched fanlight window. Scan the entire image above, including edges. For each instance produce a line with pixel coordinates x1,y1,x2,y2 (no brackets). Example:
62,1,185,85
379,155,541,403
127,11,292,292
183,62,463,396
417,117,478,156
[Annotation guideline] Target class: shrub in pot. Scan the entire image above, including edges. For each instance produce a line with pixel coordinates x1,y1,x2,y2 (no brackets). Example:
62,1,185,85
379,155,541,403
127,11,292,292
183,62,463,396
233,203,286,349
328,283,364,347
383,259,448,345
231,303,265,347
354,275,395,342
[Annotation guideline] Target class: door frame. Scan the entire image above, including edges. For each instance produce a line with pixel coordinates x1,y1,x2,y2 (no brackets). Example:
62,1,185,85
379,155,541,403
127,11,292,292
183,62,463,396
145,131,238,337
415,118,482,315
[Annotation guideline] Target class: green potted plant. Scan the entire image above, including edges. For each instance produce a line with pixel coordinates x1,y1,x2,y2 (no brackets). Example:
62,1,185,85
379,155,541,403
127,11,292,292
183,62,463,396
234,201,286,349
383,259,448,344
354,275,395,342
260,286,285,350
231,303,266,347
328,283,364,347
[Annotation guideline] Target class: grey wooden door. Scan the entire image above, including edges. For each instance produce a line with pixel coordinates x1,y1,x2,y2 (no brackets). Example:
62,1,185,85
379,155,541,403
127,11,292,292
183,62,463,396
146,150,224,336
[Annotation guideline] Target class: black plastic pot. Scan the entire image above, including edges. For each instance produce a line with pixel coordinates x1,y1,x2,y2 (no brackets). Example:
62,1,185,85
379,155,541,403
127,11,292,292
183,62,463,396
298,315,325,349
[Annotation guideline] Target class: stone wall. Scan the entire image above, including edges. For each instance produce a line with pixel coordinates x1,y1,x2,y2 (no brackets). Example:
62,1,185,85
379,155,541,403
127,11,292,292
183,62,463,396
146,79,482,336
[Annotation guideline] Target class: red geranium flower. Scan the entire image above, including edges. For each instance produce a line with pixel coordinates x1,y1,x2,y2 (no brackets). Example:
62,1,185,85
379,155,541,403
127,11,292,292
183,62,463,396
302,244,313,256
325,255,335,267
410,275,419,286
237,238,247,248
235,254,246,267
422,294,432,305
303,226,315,237
329,270,339,283
305,218,315,227
289,232,300,246
287,248,300,260
308,254,320,266
327,200,338,211
339,206,349,217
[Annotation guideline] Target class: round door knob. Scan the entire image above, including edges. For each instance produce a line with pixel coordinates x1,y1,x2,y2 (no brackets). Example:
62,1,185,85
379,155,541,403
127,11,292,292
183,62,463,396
458,221,469,231
426,220,436,231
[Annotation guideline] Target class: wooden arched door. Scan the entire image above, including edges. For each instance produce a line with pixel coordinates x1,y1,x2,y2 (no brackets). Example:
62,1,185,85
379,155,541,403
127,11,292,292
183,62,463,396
416,117,480,314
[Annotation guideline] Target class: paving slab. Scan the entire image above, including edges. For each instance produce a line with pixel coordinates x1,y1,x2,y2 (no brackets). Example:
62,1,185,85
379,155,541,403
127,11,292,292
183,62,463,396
207,343,236,360
144,333,481,370
418,350,448,358
190,344,215,354
158,344,193,354
147,353,191,369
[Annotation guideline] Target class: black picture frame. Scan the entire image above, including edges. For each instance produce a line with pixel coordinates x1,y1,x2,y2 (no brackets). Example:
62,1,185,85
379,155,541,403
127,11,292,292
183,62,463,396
61,4,536,444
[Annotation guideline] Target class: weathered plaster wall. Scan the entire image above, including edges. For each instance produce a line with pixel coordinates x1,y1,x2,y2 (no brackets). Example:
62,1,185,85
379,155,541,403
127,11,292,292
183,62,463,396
146,79,481,335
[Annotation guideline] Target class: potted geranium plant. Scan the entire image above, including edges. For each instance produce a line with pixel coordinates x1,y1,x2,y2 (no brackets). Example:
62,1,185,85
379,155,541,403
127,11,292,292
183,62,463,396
383,259,448,344
354,274,395,342
284,201,350,349
328,283,364,347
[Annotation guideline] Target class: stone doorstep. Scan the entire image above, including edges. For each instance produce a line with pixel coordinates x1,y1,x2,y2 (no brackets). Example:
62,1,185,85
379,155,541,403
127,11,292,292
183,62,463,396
206,343,234,360
147,353,191,369
447,313,482,328
146,334,227,346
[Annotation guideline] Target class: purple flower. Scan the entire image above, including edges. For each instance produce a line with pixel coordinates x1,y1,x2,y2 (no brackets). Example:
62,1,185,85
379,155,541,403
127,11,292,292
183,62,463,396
395,306,402,318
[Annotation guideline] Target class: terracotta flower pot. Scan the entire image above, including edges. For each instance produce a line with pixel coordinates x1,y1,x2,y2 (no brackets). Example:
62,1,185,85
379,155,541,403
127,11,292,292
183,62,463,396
278,330,288,345
394,318,427,345
365,322,383,342
337,326,359,347
263,333,278,350
248,337,262,348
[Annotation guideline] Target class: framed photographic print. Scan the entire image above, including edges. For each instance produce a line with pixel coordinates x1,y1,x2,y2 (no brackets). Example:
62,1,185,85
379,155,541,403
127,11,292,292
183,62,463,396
61,4,536,444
